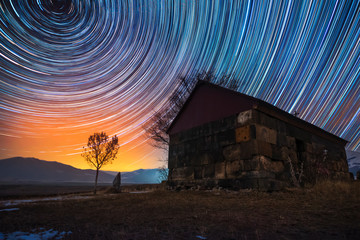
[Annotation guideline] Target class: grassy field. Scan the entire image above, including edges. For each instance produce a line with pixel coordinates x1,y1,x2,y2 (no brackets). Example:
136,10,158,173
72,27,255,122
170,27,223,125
0,183,98,199
0,181,359,239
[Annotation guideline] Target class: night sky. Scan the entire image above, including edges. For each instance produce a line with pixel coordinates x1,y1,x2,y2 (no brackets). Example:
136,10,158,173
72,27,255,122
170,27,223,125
1,0,359,171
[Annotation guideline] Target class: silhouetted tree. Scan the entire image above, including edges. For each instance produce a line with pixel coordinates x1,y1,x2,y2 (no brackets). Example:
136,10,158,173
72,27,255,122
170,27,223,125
82,132,120,195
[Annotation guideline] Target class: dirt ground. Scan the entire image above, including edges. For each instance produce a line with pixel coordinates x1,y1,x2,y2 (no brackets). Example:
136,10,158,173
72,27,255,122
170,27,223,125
0,181,359,239
0,183,98,199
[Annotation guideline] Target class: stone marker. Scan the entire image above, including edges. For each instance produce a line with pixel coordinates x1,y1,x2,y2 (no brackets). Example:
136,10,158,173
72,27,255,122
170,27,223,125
113,172,121,192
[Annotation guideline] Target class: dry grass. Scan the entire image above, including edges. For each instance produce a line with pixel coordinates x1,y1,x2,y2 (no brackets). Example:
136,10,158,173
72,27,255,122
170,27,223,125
0,181,359,239
0,183,110,200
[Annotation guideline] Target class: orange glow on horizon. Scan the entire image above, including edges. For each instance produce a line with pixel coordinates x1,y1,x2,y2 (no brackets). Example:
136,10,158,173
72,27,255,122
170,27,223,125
0,117,166,172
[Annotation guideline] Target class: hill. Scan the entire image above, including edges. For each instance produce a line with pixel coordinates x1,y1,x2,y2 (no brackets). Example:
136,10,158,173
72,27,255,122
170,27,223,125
0,157,162,184
104,169,163,184
0,157,114,183
123,169,162,184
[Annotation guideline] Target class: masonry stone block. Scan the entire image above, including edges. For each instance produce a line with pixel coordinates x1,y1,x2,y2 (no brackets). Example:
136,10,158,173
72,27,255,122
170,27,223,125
237,110,253,126
205,152,219,165
176,156,184,168
305,143,313,153
199,153,209,165
276,120,287,134
332,150,346,163
288,126,310,141
257,141,273,158
168,155,177,169
222,145,237,162
184,142,191,154
170,134,179,144
218,129,236,146
204,135,212,146
235,125,251,142
225,160,244,178
170,168,179,181
258,156,271,171
286,136,296,149
203,164,215,178
280,147,298,163
210,116,237,134
277,134,287,146
243,170,276,179
243,157,260,171
280,146,288,161
204,136,219,151
241,140,258,157
258,156,285,173
311,143,326,155
256,125,277,144
182,154,193,167
303,152,315,162
237,179,259,189
256,179,271,191
223,142,256,162
306,152,315,162
271,144,283,161
171,167,194,181
215,162,226,179
170,145,177,155
258,112,277,129
340,149,347,159
212,150,225,163
194,167,202,179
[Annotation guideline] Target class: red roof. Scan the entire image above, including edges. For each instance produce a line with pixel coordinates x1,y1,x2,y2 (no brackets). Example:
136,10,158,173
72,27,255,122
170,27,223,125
167,81,258,135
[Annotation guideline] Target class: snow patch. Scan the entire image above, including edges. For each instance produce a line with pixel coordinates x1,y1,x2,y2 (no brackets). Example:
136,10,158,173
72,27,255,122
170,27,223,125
0,196,92,207
0,208,19,212
196,235,207,239
0,229,71,240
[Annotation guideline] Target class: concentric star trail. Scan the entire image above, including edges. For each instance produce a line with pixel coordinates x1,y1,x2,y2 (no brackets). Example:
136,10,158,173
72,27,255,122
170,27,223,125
0,0,359,170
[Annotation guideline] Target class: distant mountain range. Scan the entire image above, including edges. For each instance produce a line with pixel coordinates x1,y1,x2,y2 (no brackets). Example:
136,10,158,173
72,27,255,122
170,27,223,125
346,150,360,179
1,152,358,183
104,169,163,184
0,157,162,184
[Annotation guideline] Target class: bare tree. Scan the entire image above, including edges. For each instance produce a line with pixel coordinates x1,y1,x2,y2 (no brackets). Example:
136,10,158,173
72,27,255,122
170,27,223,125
145,111,171,150
82,132,120,195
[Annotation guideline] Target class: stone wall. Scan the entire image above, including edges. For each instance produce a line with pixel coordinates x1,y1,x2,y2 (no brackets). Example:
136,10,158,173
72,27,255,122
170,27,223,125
168,109,351,191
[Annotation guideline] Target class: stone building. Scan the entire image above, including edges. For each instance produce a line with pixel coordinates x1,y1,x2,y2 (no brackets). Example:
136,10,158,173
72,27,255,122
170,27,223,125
167,81,350,190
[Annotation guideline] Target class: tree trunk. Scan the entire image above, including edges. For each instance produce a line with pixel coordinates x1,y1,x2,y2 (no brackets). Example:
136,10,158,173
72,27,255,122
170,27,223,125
94,168,99,195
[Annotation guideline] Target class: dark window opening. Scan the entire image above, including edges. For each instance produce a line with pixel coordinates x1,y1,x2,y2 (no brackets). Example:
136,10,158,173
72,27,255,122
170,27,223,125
296,139,305,163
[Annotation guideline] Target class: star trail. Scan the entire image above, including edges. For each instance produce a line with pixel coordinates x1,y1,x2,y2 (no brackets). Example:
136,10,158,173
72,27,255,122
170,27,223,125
0,0,359,171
